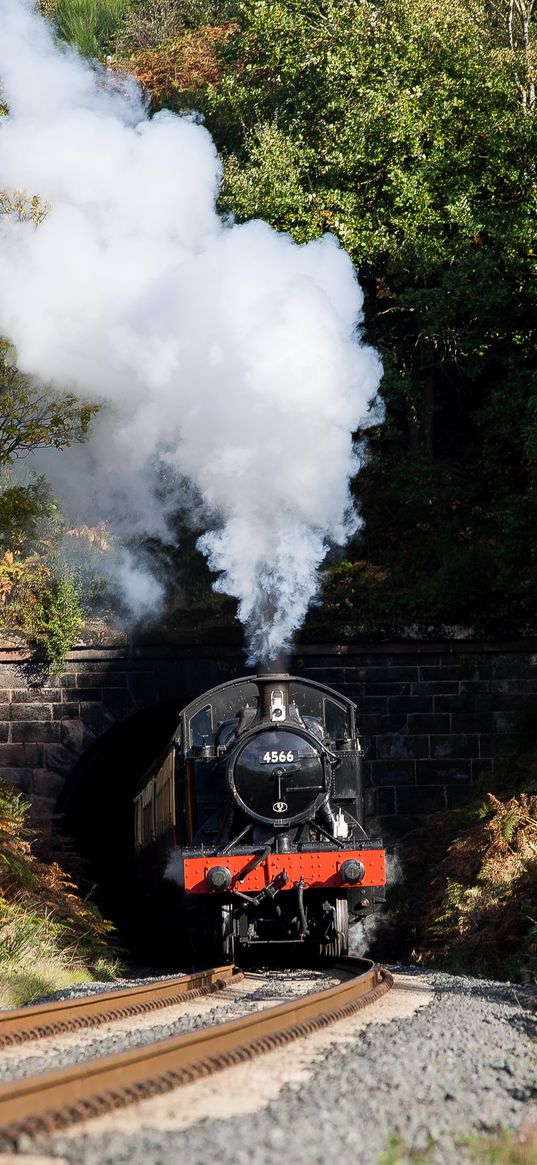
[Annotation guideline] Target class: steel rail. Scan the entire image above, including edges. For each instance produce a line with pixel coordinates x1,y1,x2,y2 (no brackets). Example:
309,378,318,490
0,958,392,1147
0,964,240,1048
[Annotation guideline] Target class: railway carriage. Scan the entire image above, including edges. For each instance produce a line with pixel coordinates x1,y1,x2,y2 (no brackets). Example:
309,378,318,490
134,673,386,960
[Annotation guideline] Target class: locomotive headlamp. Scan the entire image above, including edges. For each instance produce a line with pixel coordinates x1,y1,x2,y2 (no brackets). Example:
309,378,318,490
206,865,232,891
339,859,366,885
269,690,286,722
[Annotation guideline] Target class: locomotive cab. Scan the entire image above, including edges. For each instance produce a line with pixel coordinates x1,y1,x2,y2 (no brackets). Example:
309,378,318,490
134,674,386,961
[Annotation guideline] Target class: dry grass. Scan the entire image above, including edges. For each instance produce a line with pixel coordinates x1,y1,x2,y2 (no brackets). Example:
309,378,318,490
0,782,119,1005
121,23,233,105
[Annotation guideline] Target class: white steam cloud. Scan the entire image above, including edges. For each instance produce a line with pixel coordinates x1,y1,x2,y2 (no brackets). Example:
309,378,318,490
0,0,383,661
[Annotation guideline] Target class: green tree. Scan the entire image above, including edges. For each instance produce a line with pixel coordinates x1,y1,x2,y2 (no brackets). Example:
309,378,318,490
0,193,96,665
202,0,537,632
0,340,97,464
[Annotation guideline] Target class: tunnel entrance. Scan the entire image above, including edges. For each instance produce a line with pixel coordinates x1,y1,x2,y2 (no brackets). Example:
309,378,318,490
58,697,189,955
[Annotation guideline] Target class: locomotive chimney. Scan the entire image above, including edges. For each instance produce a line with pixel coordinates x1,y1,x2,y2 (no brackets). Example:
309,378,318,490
256,674,291,722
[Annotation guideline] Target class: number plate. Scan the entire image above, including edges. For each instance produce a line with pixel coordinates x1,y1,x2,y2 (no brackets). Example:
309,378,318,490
260,750,297,764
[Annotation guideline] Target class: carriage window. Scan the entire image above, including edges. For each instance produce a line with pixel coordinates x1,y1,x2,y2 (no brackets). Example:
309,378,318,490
324,698,348,741
189,705,213,748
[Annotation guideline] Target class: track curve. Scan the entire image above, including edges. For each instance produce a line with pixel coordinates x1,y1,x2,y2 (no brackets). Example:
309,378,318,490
0,958,392,1148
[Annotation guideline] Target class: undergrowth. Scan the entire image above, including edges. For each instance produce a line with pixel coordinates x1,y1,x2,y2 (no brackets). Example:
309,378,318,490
386,745,537,981
0,781,119,1006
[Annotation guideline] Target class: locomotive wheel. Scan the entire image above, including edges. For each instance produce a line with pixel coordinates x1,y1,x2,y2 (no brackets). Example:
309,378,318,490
323,897,349,960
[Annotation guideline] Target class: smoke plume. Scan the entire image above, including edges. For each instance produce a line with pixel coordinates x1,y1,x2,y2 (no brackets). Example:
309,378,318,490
0,0,383,661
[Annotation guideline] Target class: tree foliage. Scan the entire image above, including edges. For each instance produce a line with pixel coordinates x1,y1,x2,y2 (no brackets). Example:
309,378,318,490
199,0,537,634
0,340,97,465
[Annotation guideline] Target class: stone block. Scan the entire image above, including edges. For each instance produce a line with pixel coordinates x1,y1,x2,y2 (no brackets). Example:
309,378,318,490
430,734,479,759
0,721,10,742
389,695,433,713
472,759,493,782
101,688,138,720
300,668,343,685
364,666,419,683
11,688,62,702
492,654,534,679
451,712,493,733
479,734,518,758
493,710,517,733
486,693,522,711
416,760,472,784
377,787,396,816
358,714,407,735
366,682,412,697
359,696,389,715
0,743,43,767
76,660,133,672
128,673,159,707
460,680,491,695
445,786,479,808
474,695,496,712
376,735,429,760
79,702,115,737
53,702,80,719
407,714,451,734
43,743,77,777
76,671,128,687
62,688,102,702
412,681,460,696
341,668,367,682
397,785,446,813
60,720,96,754
58,673,77,687
369,760,416,785
364,788,376,816
12,723,60,743
380,652,425,666
11,703,52,721
32,769,65,797
419,665,465,681
341,683,367,702
0,768,34,794
434,694,473,712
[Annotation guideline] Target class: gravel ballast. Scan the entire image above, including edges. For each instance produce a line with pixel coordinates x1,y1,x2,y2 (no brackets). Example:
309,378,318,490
22,967,535,1165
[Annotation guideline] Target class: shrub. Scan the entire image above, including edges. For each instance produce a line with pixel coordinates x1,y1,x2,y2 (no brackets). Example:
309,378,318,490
116,0,235,54
52,0,132,57
0,782,118,1006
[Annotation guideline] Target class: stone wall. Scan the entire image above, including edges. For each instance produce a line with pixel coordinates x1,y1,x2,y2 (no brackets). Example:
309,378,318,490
0,638,536,836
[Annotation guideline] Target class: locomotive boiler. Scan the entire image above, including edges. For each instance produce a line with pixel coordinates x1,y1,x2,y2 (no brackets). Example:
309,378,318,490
134,673,386,960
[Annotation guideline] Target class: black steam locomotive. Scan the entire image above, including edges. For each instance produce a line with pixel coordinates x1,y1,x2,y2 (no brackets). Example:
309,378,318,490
134,673,386,960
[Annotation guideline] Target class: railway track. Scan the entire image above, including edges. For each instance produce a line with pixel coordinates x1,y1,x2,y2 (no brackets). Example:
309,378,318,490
0,964,241,1048
0,957,392,1149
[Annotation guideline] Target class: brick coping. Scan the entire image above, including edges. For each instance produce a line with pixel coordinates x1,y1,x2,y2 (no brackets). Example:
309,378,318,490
0,639,537,664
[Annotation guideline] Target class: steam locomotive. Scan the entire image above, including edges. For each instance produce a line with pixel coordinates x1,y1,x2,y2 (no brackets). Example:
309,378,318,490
134,673,386,960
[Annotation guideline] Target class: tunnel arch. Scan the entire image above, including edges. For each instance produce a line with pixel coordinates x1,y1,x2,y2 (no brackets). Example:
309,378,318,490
58,697,190,943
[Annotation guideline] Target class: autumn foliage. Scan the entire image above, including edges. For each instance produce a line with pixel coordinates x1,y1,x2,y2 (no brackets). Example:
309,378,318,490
124,23,233,106
391,781,537,980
